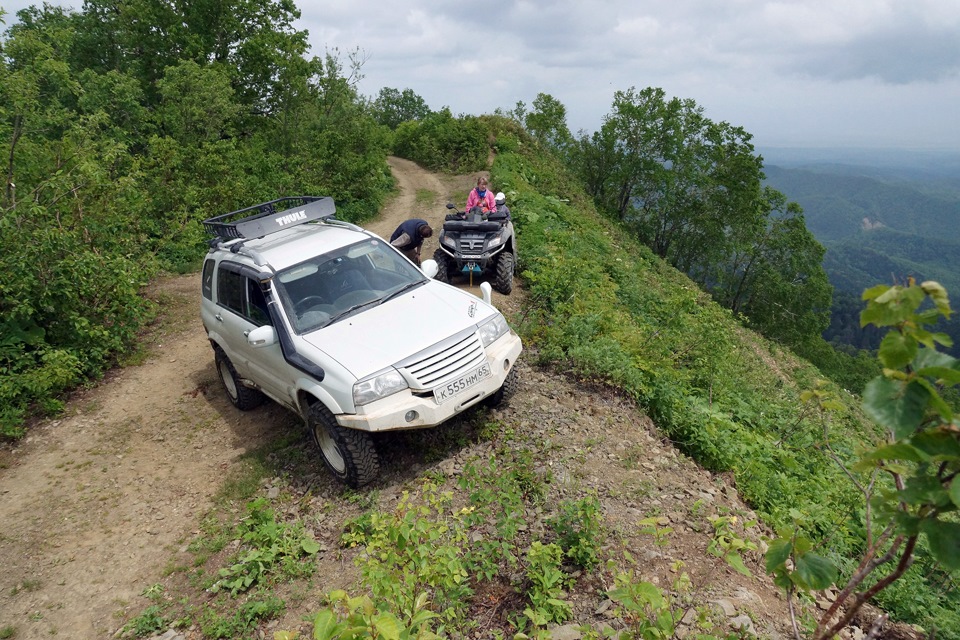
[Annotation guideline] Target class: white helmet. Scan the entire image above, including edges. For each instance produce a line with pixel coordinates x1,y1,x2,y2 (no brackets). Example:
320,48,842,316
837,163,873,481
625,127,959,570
495,192,505,204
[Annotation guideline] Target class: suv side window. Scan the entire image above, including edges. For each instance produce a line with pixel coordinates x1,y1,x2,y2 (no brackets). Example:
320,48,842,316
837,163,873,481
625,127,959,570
202,259,215,300
247,279,270,326
217,269,245,314
217,264,271,327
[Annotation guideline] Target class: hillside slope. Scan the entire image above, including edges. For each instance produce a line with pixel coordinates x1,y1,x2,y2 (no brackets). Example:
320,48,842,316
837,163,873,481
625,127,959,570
0,158,908,640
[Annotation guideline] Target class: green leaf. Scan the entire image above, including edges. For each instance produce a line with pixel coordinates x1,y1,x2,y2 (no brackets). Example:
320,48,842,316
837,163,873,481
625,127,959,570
910,429,960,460
860,303,896,328
913,379,954,426
921,281,951,315
764,538,792,573
862,284,891,302
951,477,960,508
312,610,340,640
879,332,916,370
915,366,960,386
302,538,321,554
794,553,837,590
899,474,953,508
863,377,929,438
920,519,960,570
373,613,401,640
859,442,929,464
933,332,954,348
725,552,752,576
914,348,957,370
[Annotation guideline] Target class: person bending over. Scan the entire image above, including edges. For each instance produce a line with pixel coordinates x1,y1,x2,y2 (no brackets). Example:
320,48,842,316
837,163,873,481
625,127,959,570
390,218,433,265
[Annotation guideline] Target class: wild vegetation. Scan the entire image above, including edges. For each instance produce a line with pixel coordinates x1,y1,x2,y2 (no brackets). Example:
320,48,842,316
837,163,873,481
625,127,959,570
3,1,960,638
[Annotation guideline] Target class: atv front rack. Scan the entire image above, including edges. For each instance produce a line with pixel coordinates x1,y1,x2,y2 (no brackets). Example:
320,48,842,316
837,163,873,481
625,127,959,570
441,219,501,233
202,196,336,241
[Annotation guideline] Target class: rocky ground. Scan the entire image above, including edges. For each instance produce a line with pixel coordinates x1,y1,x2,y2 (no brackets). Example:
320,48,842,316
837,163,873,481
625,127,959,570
0,158,909,640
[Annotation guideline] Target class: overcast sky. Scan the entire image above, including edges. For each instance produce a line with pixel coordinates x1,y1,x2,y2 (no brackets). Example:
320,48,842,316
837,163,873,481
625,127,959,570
4,0,959,150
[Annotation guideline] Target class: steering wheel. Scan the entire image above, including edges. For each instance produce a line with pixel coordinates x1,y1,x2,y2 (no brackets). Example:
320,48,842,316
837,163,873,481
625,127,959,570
295,296,327,315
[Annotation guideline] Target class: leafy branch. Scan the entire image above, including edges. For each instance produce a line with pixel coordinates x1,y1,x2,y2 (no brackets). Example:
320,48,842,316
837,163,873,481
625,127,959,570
766,279,960,639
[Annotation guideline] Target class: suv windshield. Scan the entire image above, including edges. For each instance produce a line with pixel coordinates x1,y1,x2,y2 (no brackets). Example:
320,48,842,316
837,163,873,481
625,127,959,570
275,238,426,333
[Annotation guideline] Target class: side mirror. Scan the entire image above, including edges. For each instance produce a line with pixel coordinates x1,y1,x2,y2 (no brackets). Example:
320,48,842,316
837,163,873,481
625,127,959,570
247,325,277,348
446,203,455,210
420,259,439,279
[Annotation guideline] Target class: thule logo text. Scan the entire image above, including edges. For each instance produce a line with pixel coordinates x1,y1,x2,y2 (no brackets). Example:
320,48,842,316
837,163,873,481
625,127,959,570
276,210,307,226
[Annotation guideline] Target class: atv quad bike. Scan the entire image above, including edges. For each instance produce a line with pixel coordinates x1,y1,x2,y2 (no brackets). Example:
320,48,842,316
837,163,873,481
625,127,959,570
433,203,516,294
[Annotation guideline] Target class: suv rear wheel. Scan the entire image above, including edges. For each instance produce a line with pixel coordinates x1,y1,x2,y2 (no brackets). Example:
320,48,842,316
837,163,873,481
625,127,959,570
215,347,265,410
308,402,380,487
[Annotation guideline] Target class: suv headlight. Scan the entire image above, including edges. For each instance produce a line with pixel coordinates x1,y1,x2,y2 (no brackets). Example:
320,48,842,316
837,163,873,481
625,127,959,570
478,313,509,347
353,369,408,406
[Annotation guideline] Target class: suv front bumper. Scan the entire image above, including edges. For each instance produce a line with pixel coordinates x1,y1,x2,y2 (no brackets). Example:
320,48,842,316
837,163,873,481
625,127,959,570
336,332,522,432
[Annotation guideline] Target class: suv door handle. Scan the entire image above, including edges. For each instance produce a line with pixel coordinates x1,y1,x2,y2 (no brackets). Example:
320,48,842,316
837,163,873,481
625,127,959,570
215,313,223,322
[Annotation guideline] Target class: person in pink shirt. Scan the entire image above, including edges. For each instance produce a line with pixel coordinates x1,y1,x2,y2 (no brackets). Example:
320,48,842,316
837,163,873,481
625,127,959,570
464,176,497,216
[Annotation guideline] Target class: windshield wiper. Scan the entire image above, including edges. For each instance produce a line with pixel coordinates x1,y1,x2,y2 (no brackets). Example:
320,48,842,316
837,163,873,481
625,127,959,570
380,280,425,304
324,299,381,326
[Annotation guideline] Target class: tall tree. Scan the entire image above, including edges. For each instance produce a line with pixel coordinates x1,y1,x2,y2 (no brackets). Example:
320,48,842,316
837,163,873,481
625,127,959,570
370,87,430,130
73,0,311,115
712,188,832,344
569,86,830,346
524,92,572,151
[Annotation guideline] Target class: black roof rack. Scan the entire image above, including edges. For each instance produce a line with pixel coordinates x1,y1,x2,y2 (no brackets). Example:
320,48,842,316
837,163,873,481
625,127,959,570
202,196,336,241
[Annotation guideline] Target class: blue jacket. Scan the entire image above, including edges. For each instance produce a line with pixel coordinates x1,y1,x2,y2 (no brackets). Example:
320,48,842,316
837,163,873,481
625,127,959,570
390,219,429,250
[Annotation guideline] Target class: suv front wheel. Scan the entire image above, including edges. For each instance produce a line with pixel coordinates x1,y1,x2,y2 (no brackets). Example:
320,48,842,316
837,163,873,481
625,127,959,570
308,402,380,487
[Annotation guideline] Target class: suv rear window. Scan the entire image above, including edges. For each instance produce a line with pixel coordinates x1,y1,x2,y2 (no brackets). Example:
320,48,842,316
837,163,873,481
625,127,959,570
202,259,215,300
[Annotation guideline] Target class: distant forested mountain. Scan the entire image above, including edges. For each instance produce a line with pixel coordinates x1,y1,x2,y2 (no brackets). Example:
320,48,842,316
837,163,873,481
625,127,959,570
761,154,960,353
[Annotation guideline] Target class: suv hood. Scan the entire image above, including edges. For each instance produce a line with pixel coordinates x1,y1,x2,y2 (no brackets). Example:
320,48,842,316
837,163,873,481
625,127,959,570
300,283,496,378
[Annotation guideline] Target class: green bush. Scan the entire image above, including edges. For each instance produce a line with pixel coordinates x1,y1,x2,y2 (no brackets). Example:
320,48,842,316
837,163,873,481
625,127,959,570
546,495,605,569
393,108,489,173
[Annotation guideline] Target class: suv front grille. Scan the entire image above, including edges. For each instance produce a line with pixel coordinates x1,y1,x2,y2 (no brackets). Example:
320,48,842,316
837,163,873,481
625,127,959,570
400,332,485,389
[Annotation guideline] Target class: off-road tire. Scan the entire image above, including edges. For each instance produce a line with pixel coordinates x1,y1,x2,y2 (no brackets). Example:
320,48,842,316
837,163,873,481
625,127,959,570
485,365,519,408
492,251,514,295
308,402,380,487
433,248,452,283
214,347,265,410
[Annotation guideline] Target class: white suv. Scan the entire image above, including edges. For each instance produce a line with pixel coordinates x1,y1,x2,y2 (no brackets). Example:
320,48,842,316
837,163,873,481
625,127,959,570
200,197,522,486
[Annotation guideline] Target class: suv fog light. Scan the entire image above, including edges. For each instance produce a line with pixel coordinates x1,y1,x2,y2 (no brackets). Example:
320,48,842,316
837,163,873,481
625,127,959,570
503,359,511,372
405,410,419,423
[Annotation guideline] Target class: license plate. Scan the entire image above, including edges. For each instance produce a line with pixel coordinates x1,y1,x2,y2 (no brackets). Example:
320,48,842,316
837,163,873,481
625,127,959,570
434,363,492,404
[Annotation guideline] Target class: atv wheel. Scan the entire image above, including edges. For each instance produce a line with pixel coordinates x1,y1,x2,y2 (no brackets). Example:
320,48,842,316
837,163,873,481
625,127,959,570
433,248,452,284
486,365,519,408
492,252,514,295
215,347,265,410
309,402,380,487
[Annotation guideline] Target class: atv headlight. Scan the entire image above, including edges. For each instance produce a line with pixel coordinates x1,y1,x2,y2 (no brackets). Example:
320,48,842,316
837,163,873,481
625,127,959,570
441,235,457,249
487,235,503,248
478,313,509,347
353,369,408,406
